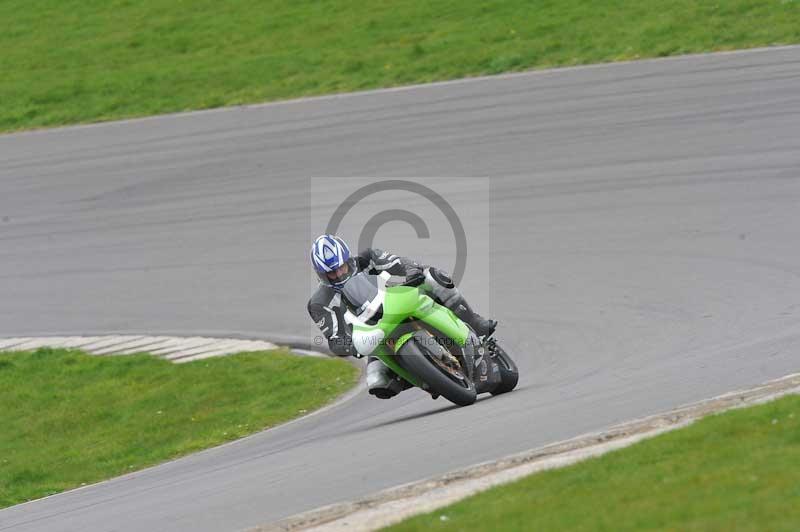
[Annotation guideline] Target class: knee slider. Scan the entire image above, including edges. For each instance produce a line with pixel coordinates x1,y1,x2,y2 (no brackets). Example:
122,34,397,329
429,267,455,288
424,268,461,307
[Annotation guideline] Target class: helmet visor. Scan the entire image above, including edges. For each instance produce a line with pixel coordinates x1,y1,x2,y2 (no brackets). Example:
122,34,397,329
317,257,357,288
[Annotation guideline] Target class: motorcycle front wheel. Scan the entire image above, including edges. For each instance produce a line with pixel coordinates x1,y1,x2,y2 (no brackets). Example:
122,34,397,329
397,331,477,407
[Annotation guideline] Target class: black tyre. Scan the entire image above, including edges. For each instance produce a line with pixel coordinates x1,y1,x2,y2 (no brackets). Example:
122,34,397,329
490,341,519,395
397,332,477,407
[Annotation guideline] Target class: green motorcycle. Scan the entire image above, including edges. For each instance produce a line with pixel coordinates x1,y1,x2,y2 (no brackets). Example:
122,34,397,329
342,271,519,406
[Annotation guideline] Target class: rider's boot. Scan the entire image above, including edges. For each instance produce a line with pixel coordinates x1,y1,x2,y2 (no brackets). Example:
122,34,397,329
452,297,497,337
366,357,406,399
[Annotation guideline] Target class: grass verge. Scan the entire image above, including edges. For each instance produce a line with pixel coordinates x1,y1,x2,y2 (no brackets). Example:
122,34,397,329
0,347,358,508
387,393,800,531
2,0,800,132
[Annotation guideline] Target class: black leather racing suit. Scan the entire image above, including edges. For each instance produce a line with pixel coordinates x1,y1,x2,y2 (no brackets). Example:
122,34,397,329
307,248,423,357
307,247,496,398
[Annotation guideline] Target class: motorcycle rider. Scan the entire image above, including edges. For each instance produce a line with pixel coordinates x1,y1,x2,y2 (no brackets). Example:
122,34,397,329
307,234,496,399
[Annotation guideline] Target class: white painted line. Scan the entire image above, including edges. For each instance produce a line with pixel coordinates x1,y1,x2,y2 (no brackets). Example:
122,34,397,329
0,338,29,350
72,335,146,352
50,337,114,350
92,336,170,355
11,337,104,351
304,429,680,532
262,373,800,532
0,335,296,363
0,355,364,517
147,337,214,356
2,338,33,350
111,336,177,355
147,336,217,355
168,340,279,363
39,337,90,349
166,339,275,362
0,338,36,350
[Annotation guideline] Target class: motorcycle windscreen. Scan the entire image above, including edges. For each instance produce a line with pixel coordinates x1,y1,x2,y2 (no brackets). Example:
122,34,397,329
341,272,380,317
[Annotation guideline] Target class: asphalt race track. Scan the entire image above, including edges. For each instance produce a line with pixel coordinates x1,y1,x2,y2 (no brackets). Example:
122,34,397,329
2,46,800,531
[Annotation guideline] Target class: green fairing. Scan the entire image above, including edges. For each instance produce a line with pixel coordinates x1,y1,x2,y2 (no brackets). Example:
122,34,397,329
354,284,470,387
411,293,470,347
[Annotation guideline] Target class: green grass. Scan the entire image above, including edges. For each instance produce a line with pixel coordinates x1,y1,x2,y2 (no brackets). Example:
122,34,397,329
387,394,800,532
2,0,799,132
0,347,358,508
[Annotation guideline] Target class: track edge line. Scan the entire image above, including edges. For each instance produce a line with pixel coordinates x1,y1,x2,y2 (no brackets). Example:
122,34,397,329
254,372,800,532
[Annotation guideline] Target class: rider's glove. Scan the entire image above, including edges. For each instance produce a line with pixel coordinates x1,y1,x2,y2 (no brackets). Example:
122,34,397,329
330,334,361,358
404,265,426,287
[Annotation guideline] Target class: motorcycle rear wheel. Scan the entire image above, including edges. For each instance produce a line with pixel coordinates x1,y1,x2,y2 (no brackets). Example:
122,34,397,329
489,340,519,395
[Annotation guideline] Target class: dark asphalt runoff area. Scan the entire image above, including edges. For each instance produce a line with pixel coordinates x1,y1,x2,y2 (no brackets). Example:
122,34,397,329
1,46,800,531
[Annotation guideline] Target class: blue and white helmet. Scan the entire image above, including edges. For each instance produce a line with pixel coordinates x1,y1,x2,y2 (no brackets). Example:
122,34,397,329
310,234,356,288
